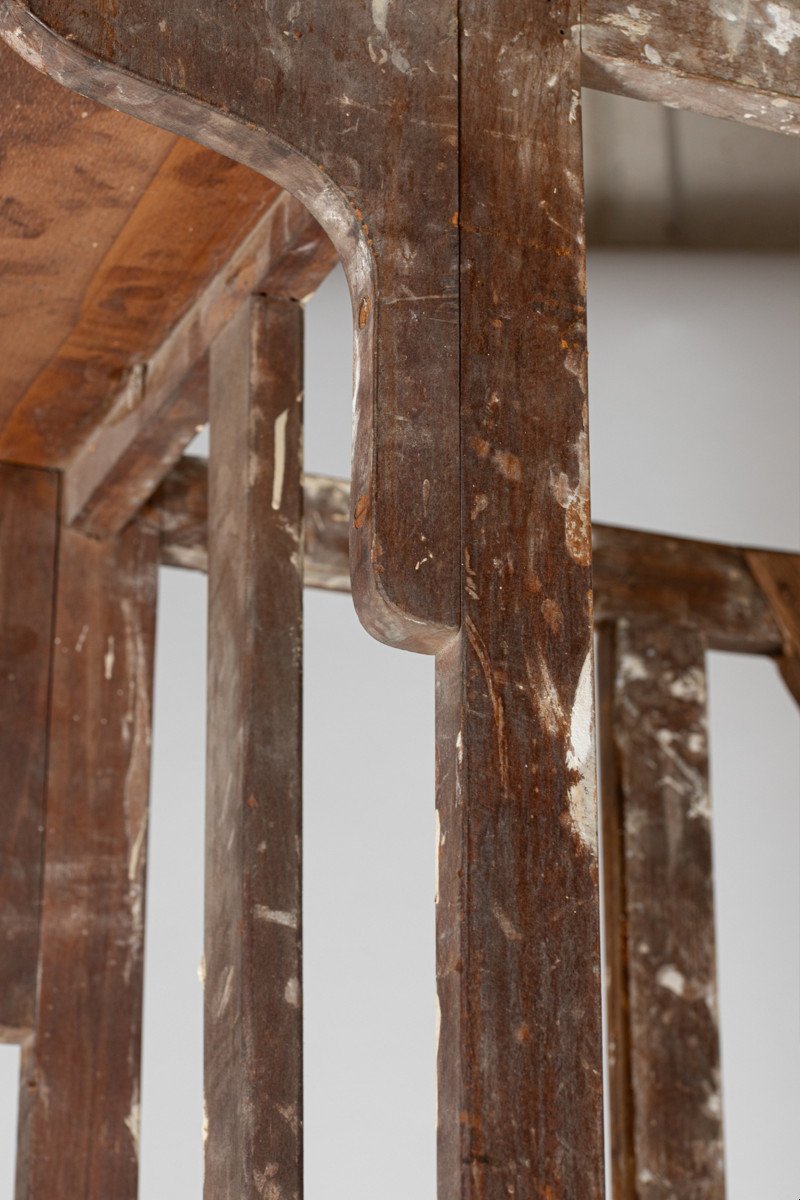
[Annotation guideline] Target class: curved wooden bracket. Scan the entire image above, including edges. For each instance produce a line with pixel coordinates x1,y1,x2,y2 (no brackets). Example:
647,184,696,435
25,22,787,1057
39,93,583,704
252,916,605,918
0,0,460,652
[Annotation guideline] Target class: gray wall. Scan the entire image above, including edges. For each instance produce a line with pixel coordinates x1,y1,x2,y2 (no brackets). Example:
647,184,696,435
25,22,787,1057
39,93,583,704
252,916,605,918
0,251,796,1199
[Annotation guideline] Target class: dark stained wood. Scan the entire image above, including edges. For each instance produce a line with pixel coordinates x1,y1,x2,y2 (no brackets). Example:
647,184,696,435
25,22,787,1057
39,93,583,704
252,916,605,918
18,518,158,1200
153,460,784,653
1,0,461,649
205,297,303,1198
593,523,779,653
436,4,604,1197
0,464,58,1040
598,619,724,1200
746,548,800,704
582,0,800,136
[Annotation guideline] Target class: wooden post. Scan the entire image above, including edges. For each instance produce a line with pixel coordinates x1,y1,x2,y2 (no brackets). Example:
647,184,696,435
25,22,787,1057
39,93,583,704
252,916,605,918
436,4,605,1197
598,619,725,1199
17,518,158,1199
205,296,304,1198
0,465,59,1041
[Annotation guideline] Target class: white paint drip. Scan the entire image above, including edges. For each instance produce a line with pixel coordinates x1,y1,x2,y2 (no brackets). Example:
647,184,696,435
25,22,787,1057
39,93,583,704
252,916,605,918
372,0,389,37
124,1083,141,1155
284,976,300,1007
75,624,89,653
271,408,289,511
104,635,115,681
764,3,800,53
566,651,598,857
254,906,298,928
492,903,523,942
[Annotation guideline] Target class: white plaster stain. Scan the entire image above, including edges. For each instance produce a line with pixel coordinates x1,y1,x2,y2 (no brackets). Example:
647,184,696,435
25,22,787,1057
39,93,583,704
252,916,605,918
284,976,300,1007
764,3,800,53
104,635,115,681
271,408,289,511
566,651,598,856
254,906,298,928
656,963,686,997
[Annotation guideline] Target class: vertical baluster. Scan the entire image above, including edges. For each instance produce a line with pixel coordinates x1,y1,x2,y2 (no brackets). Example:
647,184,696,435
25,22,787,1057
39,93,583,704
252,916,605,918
205,296,304,1198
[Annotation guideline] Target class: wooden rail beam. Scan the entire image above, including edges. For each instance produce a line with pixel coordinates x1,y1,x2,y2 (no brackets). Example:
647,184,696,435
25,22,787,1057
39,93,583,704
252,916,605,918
582,0,800,136
150,459,785,656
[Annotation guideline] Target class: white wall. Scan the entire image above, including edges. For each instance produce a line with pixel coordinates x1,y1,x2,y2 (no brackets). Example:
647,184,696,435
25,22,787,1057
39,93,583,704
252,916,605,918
1,251,796,1199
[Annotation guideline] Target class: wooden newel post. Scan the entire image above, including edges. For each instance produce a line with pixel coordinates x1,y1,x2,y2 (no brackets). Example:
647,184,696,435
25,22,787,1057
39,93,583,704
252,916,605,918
205,296,304,1198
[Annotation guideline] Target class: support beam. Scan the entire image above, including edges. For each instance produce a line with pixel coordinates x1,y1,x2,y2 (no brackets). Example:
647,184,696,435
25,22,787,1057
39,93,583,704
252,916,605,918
598,619,724,1200
436,5,604,1196
0,465,58,1040
151,460,784,655
205,297,303,1197
18,519,158,1199
582,0,800,137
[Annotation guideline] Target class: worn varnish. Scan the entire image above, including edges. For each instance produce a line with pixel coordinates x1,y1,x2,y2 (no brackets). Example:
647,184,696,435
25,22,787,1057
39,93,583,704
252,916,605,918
598,620,724,1200
436,3,604,1196
1,0,461,647
582,0,800,135
205,297,303,1198
0,465,58,1039
18,518,157,1200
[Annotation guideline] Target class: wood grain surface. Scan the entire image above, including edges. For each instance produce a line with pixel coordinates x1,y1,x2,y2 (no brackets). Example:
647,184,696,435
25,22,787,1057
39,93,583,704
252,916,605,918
205,297,303,1198
17,518,158,1200
0,465,58,1039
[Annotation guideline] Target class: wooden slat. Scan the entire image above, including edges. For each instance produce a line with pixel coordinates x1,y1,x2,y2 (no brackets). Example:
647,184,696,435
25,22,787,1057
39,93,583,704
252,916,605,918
18,518,158,1199
746,548,800,704
205,297,303,1198
598,619,724,1200
582,0,800,136
152,460,783,653
0,464,58,1039
436,5,604,1196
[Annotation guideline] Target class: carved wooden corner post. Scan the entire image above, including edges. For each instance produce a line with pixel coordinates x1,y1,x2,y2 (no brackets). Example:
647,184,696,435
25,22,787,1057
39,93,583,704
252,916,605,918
0,1,604,1195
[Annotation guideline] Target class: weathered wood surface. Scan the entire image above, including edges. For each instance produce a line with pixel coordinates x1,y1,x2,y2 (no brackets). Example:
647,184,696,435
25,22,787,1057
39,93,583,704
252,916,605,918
582,0,800,136
746,548,800,704
435,4,604,1196
598,620,724,1200
1,0,461,648
0,464,58,1039
153,459,785,653
0,53,283,469
205,297,303,1198
18,518,157,1200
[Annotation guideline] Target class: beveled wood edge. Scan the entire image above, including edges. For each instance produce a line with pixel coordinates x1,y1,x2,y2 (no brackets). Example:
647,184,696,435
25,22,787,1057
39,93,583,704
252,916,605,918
0,0,456,654
149,455,794,658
